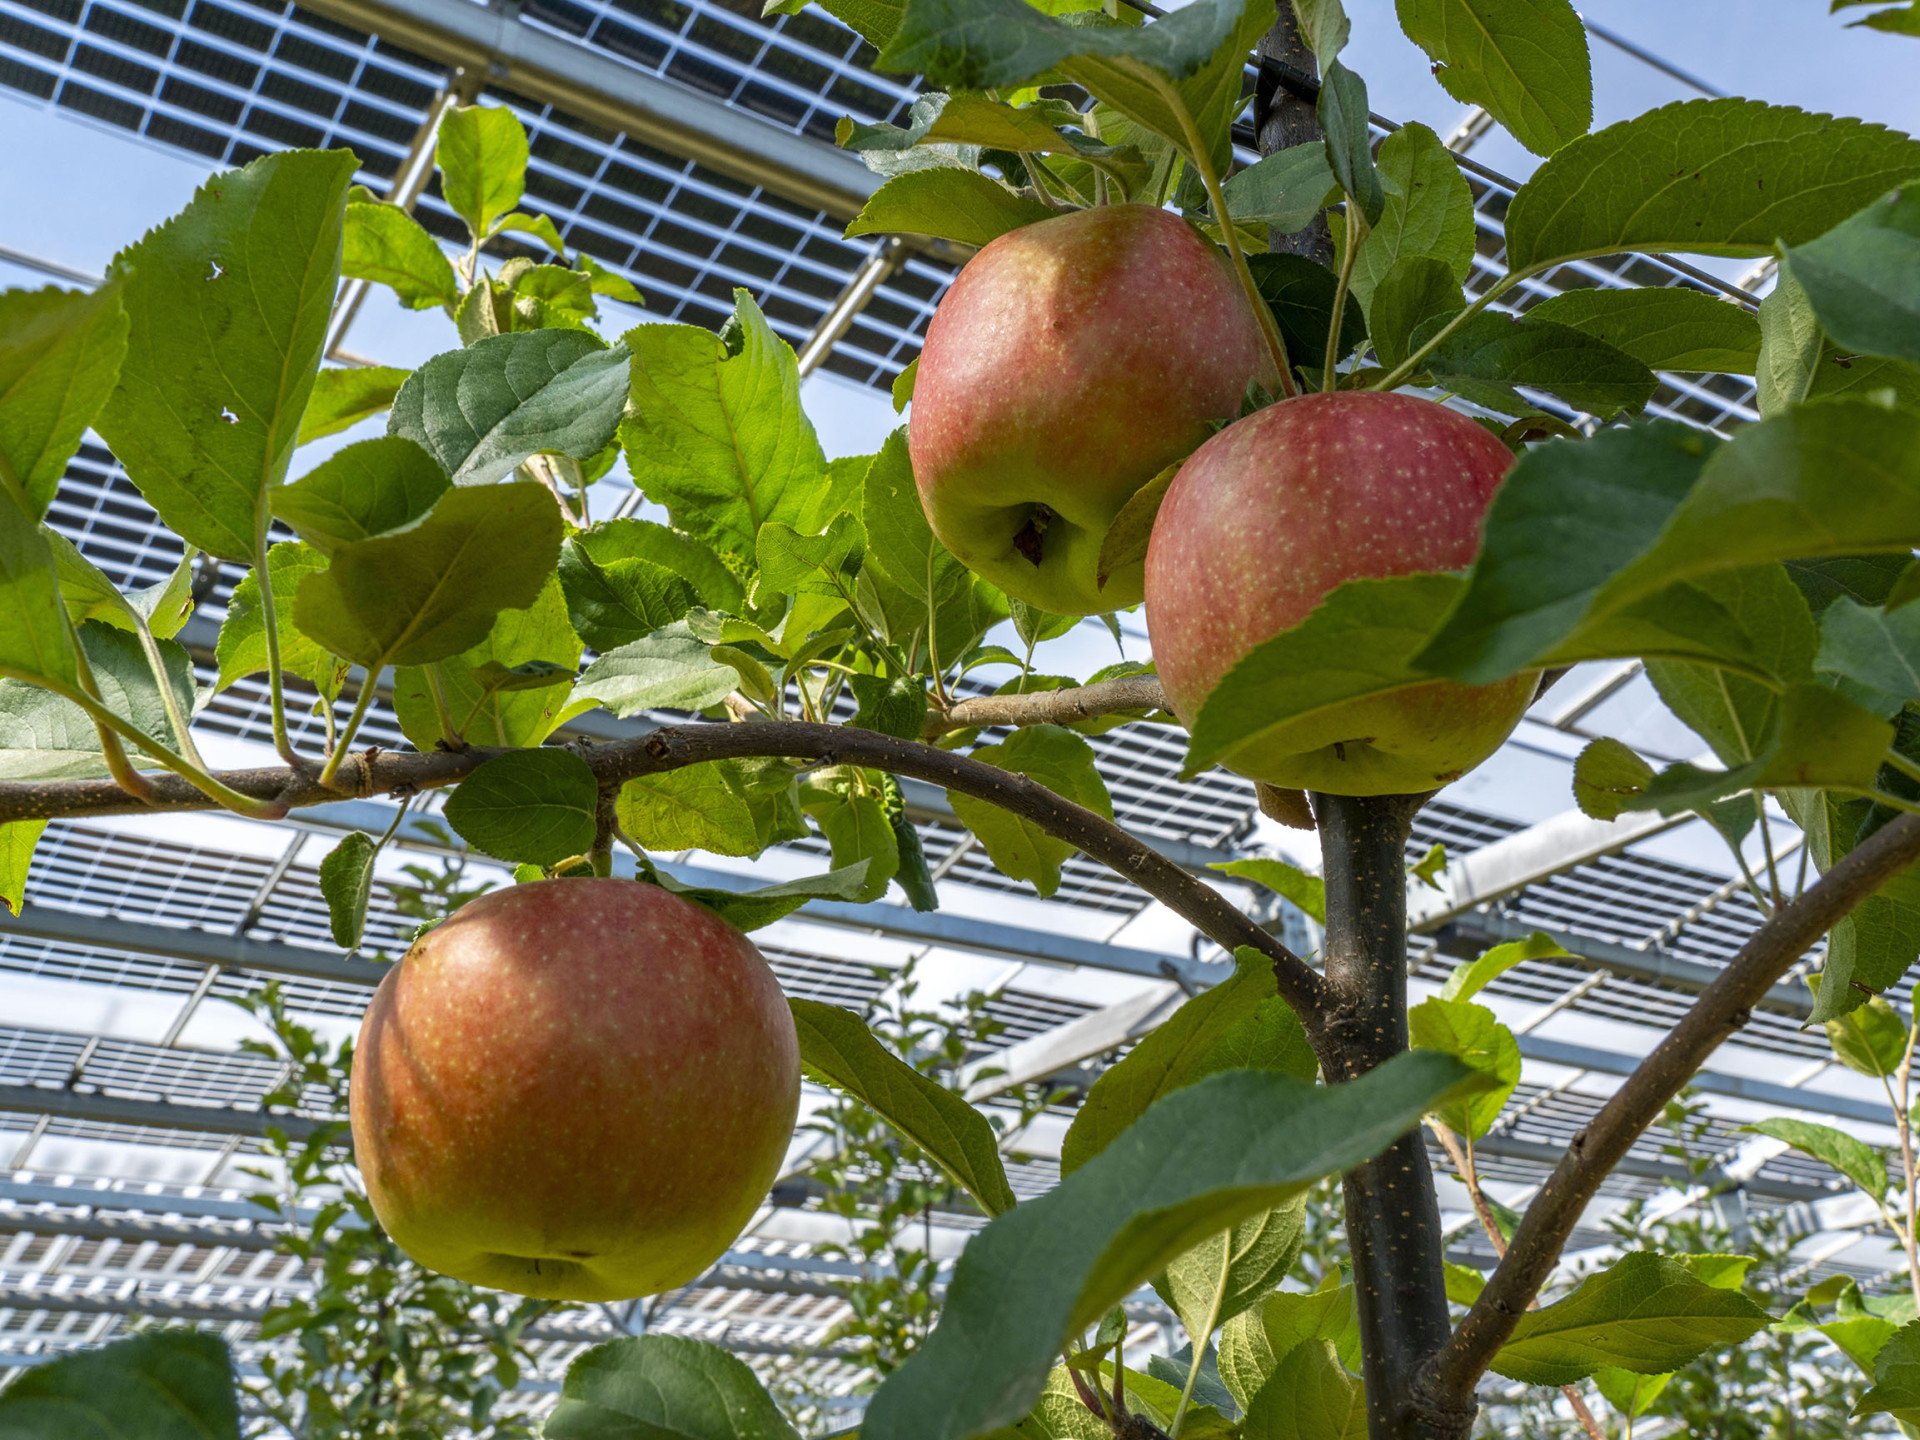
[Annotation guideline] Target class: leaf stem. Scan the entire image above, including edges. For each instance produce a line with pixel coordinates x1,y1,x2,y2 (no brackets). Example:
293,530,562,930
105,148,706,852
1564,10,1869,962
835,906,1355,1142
1150,74,1296,398
251,528,304,767
423,663,463,748
1169,1233,1232,1440
1369,270,1524,394
61,609,152,803
1322,207,1367,393
1886,747,1920,788
133,617,207,773
318,673,380,788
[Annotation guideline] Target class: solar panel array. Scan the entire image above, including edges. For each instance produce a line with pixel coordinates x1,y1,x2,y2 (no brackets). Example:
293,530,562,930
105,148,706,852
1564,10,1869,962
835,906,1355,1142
0,0,1902,1425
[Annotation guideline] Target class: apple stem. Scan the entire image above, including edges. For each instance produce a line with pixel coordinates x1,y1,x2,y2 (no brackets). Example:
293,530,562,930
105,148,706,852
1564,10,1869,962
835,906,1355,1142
1323,207,1368,392
1152,74,1298,398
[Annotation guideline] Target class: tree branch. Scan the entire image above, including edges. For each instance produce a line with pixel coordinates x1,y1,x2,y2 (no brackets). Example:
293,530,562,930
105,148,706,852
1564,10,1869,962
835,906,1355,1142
922,675,1167,737
0,720,1327,1030
1421,809,1920,1410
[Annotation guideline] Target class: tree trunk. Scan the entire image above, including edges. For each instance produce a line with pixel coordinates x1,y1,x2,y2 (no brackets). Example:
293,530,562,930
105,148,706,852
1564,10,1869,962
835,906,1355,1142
1254,9,1334,266
1315,792,1474,1440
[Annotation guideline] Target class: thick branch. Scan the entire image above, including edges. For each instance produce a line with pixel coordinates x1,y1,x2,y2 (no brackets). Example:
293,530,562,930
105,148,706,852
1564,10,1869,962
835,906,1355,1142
923,675,1166,737
0,720,1327,1030
1422,809,1920,1409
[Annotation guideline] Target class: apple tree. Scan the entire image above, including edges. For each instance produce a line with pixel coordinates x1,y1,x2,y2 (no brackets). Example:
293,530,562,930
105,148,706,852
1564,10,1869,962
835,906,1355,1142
1,0,1919,1436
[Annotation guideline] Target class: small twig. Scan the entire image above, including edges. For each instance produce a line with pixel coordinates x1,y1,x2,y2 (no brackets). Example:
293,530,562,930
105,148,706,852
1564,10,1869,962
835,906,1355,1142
923,675,1166,737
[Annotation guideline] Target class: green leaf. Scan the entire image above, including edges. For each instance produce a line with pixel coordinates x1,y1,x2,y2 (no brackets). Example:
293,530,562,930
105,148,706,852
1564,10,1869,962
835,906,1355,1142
568,518,744,615
1209,858,1326,925
437,104,529,242
947,725,1112,897
1094,463,1178,596
1527,287,1762,374
756,512,867,599
851,673,929,741
1742,1117,1888,1199
392,577,586,751
297,365,410,446
812,790,900,903
493,210,570,255
1791,788,1920,1022
1440,930,1574,1003
1158,1204,1306,1346
0,819,42,916
1824,991,1911,1077
1240,1339,1363,1440
864,1054,1477,1440
1591,1368,1671,1420
45,529,188,640
272,436,449,554
443,747,598,867
1857,1319,1920,1421
95,149,357,560
1064,948,1315,1175
1422,312,1657,419
1394,0,1590,157
1817,597,1920,715
0,284,128,517
546,1334,801,1440
1630,683,1893,813
215,541,340,699
1444,1260,1487,1306
1222,145,1339,236
1408,996,1519,1138
294,483,563,669
622,292,828,565
1423,404,1920,683
892,357,918,412
617,762,766,858
1351,122,1477,315
1184,573,1465,778
388,330,630,487
1490,1251,1771,1385
0,1328,241,1440
1290,0,1349,65
578,254,645,305
1364,256,1463,371
1317,62,1384,226
1504,99,1920,271
1784,183,1920,367
1219,1283,1362,1411
318,831,377,950
846,168,1056,248
573,622,741,717
652,862,872,932
790,997,1017,1215
557,544,700,653
342,199,458,309
861,426,1006,658
877,0,1253,95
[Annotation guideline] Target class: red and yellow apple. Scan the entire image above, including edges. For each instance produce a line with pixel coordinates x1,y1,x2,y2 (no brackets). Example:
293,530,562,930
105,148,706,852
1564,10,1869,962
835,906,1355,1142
349,878,799,1302
1144,392,1537,796
909,203,1278,615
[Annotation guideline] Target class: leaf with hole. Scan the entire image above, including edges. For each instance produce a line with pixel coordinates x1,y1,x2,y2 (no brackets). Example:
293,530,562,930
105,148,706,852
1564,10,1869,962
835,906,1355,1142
94,149,356,560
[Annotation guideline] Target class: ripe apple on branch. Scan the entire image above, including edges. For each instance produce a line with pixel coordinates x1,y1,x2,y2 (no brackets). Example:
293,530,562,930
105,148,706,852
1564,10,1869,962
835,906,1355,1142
2,0,1920,1436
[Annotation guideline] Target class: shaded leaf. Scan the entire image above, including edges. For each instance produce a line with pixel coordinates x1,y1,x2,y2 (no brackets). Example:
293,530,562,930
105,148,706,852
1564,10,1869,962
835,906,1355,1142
1422,311,1657,419
1222,145,1339,235
1352,121,1475,313
443,747,598,867
297,364,410,446
860,1052,1478,1440
651,861,873,932
1095,463,1177,594
545,1334,800,1440
1247,253,1368,374
947,724,1112,897
0,1328,240,1440
1742,1117,1888,1199
273,436,449,554
791,997,1016,1215
1785,182,1920,367
318,831,377,950
1527,287,1761,374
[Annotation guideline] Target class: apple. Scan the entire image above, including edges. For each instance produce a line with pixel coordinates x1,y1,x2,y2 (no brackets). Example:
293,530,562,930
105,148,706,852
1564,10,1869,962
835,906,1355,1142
1144,392,1538,796
910,203,1279,615
350,877,800,1302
